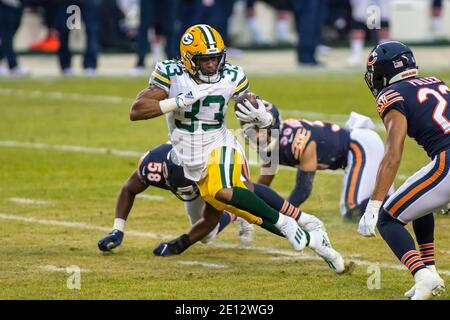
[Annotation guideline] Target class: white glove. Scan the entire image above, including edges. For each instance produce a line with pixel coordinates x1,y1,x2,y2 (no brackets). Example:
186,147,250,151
235,98,273,128
175,87,212,108
160,87,212,113
358,200,382,237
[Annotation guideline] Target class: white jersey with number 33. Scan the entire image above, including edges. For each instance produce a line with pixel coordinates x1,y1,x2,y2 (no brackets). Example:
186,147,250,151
149,60,250,181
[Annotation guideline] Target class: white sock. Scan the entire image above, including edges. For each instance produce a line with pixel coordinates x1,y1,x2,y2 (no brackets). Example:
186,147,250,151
248,17,259,34
275,20,290,38
350,39,364,58
432,17,442,32
113,218,126,232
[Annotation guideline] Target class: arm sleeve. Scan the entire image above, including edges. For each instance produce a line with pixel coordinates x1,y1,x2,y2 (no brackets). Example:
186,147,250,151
287,170,316,207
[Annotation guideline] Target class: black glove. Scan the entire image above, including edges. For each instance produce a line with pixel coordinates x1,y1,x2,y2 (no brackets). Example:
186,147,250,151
98,229,124,252
153,234,191,257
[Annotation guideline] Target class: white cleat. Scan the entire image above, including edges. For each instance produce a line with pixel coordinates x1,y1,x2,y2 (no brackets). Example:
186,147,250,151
308,228,346,274
298,212,325,232
411,270,445,300
279,216,308,251
404,284,416,298
236,217,254,246
406,266,443,299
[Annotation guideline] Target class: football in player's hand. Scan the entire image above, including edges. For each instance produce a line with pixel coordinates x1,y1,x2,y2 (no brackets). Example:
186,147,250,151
234,92,259,125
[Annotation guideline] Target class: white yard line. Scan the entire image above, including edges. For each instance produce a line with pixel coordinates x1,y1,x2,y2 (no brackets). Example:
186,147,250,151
2,212,449,276
0,88,133,105
0,140,141,158
0,213,171,239
178,260,227,269
0,87,382,127
39,265,91,273
9,198,50,205
137,194,167,201
0,140,409,180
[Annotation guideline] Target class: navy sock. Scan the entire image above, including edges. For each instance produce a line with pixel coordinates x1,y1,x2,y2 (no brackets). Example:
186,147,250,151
254,183,302,222
378,209,426,276
218,212,232,233
254,183,284,211
413,213,435,267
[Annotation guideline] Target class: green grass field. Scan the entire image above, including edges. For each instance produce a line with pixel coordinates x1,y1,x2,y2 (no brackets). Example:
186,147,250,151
1,70,449,300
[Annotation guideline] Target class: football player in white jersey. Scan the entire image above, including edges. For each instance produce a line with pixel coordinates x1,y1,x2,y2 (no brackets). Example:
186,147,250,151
129,24,346,272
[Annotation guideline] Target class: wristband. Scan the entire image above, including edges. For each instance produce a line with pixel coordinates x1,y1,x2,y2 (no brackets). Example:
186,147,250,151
159,98,179,113
113,218,126,232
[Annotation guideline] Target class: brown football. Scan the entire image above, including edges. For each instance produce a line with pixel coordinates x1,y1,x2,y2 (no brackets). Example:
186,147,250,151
234,92,259,125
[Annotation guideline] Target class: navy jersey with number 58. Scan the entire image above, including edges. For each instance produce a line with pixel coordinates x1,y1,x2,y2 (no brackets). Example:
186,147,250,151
377,77,450,158
137,143,172,190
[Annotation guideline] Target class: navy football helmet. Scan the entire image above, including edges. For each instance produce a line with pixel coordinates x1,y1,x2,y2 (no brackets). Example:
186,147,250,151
163,149,199,201
365,41,419,97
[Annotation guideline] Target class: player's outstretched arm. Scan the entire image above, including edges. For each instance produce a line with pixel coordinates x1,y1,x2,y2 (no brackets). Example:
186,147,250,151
129,85,169,121
98,172,148,252
358,110,407,237
288,141,317,207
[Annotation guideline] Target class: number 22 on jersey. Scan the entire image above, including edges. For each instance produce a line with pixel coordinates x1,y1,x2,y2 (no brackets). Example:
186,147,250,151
418,85,450,134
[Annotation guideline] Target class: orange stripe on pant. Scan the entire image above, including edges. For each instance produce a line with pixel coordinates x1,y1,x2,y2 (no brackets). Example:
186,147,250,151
241,162,250,181
419,243,434,249
388,153,446,216
347,142,364,209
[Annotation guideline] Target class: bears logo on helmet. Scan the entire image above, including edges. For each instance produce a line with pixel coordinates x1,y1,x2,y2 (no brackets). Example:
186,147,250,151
365,41,418,97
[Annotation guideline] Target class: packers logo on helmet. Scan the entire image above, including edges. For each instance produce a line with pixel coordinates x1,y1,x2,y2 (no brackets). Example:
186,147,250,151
182,33,194,46
180,24,226,83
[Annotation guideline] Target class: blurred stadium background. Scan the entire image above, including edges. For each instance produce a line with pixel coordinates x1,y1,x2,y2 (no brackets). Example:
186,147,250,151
1,0,450,300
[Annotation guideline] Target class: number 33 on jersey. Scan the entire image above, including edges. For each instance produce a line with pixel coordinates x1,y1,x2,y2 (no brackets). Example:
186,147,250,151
150,59,249,133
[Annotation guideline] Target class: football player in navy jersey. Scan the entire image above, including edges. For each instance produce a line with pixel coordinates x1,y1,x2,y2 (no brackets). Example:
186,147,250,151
97,143,350,272
240,100,392,220
359,41,450,299
98,143,254,254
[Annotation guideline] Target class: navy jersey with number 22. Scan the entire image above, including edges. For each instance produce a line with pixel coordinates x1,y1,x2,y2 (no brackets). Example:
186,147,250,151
377,77,450,158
